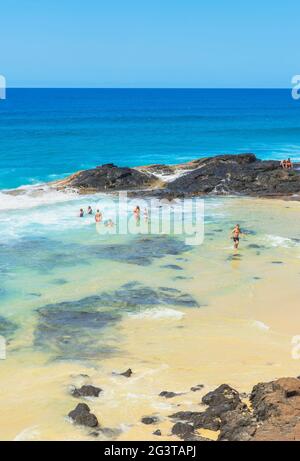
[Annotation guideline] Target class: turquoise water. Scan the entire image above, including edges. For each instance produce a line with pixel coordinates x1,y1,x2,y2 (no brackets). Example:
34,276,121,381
0,89,300,189
1,88,300,362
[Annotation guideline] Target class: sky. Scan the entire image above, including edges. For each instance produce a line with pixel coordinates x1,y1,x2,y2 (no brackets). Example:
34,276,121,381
0,0,299,88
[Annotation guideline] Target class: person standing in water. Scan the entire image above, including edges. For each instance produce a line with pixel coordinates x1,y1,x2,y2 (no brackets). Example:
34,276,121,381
133,206,141,221
79,208,84,217
95,209,102,223
87,206,93,215
231,224,242,249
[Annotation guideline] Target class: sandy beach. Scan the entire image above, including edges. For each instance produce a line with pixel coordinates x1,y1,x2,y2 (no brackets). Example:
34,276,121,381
0,196,300,440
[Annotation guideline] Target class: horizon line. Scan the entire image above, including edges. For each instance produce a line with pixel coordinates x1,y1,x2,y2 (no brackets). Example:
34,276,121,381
6,87,292,90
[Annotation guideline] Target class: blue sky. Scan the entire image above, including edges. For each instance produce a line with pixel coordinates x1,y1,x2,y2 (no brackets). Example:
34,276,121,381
0,0,299,88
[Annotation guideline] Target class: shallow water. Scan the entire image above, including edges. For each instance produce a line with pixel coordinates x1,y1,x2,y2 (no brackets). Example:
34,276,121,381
0,193,300,440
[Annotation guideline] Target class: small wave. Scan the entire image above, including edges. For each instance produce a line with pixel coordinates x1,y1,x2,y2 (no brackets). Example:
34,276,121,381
264,234,295,248
253,320,270,331
14,425,40,441
0,185,79,211
128,308,185,320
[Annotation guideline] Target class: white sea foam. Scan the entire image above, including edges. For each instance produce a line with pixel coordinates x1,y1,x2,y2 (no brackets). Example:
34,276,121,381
128,308,185,320
264,234,295,248
253,320,270,331
0,186,79,211
14,425,40,441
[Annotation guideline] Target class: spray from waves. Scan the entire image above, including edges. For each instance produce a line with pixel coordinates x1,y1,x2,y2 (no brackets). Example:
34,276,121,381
128,307,185,320
0,185,80,211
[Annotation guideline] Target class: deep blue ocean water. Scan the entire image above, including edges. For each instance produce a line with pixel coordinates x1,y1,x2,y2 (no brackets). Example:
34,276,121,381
0,88,300,189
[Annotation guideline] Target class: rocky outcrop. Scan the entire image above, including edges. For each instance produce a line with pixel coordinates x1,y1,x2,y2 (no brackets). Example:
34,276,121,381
167,154,300,197
55,163,159,193
54,154,300,198
169,377,300,441
250,377,300,441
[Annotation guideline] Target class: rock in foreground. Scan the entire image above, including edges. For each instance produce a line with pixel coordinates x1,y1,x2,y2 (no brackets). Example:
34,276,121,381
68,403,98,427
170,377,300,441
71,385,102,398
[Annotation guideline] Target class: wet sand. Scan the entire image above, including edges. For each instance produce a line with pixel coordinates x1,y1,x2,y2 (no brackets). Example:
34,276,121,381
0,197,300,440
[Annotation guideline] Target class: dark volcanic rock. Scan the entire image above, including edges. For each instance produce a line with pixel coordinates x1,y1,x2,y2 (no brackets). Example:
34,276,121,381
167,154,300,197
59,164,157,192
153,429,162,436
202,384,241,412
170,377,300,441
159,391,180,399
169,409,220,431
72,385,102,398
191,384,204,392
141,416,159,425
54,154,300,198
171,422,194,438
68,403,98,427
120,368,133,378
218,405,256,441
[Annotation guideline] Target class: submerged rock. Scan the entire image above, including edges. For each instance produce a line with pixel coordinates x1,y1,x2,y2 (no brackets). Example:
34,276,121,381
68,403,98,427
161,264,183,271
0,315,18,339
88,235,192,267
35,282,198,360
72,385,102,398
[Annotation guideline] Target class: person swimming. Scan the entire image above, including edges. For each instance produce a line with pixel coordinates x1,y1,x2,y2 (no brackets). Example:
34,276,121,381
79,208,84,217
231,224,242,249
104,218,114,228
95,209,102,223
87,206,93,215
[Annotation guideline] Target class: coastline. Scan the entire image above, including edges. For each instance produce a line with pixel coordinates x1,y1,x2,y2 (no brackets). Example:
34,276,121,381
1,192,300,440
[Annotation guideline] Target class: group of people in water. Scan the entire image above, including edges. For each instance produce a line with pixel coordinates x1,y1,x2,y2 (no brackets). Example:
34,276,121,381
79,205,243,250
280,158,293,169
78,204,149,228
79,206,114,227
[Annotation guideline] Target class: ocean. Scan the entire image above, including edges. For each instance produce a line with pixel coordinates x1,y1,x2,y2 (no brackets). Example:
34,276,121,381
1,89,300,440
0,88,300,190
